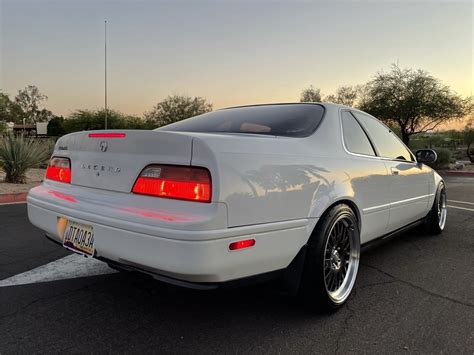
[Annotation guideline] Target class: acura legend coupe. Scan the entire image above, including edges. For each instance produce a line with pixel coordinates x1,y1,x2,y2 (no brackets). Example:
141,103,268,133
27,103,446,311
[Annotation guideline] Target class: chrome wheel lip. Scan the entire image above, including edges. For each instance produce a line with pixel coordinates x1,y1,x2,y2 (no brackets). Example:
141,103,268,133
323,214,360,304
438,190,447,230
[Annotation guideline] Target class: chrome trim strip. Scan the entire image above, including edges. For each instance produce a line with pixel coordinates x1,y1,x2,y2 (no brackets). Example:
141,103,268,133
362,203,391,214
390,194,432,207
363,194,434,214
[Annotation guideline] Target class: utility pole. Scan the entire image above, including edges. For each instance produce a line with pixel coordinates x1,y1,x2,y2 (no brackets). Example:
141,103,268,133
104,20,108,130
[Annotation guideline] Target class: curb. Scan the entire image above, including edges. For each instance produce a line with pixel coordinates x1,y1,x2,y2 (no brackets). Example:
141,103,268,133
0,192,28,205
439,170,474,177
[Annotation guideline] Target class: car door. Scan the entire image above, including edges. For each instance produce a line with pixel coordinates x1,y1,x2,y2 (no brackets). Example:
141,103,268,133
340,110,391,243
352,111,431,232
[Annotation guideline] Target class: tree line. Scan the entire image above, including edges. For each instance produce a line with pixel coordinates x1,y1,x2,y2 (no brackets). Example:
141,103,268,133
1,64,472,146
300,65,472,145
0,89,214,136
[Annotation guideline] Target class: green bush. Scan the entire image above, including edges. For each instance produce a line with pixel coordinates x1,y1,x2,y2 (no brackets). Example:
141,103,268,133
0,121,8,134
62,109,150,134
468,147,474,163
47,117,66,136
0,135,51,183
430,148,452,170
452,149,466,161
45,109,152,137
38,139,56,169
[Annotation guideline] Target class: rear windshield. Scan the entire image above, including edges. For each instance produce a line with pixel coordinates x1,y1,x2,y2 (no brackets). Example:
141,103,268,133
158,104,325,137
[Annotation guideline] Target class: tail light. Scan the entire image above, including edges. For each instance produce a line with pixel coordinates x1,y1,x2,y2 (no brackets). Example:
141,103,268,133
45,157,71,184
132,165,211,203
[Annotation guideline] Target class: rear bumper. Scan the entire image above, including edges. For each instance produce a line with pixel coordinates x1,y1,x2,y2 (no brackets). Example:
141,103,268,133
28,184,313,283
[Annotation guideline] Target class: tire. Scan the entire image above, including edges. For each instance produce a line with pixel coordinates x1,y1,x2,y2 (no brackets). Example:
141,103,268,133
424,182,447,235
298,204,360,312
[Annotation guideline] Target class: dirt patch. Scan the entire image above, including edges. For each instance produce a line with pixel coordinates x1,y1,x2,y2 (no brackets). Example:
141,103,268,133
0,168,45,194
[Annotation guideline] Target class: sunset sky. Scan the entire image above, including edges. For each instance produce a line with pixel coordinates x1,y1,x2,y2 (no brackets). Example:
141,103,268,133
0,0,472,129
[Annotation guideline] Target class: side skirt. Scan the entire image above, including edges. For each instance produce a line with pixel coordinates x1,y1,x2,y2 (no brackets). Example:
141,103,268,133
361,218,425,253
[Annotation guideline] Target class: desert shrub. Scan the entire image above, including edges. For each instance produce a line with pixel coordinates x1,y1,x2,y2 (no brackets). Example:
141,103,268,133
452,149,466,161
0,134,51,183
468,147,474,163
0,121,8,134
38,139,56,168
47,117,66,136
430,148,452,170
62,109,149,134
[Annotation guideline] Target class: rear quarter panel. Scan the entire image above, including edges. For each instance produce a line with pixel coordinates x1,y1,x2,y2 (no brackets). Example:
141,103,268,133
191,106,369,228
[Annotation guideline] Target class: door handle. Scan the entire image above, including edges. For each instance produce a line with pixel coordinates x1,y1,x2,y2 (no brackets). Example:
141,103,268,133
391,167,399,175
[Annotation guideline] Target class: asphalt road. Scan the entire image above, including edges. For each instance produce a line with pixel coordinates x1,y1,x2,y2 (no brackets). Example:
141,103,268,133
1,176,473,354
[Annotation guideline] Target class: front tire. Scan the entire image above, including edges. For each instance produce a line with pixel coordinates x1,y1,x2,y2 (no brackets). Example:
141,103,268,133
425,182,447,235
298,204,360,312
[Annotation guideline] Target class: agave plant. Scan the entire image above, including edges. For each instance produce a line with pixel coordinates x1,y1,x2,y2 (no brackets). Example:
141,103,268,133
0,134,51,184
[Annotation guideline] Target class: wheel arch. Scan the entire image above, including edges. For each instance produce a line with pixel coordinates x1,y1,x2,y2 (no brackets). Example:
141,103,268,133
313,198,362,235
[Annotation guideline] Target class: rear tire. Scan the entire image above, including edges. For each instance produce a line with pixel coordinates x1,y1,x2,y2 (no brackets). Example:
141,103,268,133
298,204,360,312
424,182,447,235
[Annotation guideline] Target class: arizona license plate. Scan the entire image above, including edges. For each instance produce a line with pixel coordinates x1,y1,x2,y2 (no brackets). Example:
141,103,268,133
62,220,95,256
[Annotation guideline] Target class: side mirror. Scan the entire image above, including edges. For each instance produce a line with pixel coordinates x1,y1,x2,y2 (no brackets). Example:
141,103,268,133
415,149,437,164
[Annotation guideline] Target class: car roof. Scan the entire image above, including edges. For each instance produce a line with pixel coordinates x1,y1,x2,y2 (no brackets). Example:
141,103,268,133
219,102,350,111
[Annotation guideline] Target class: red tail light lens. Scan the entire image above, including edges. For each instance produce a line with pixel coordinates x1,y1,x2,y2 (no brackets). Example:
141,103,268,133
132,165,211,203
46,157,71,184
88,133,126,138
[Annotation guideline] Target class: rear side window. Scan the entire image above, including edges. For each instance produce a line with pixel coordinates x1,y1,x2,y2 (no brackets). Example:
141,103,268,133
352,111,414,161
341,111,376,156
159,104,325,137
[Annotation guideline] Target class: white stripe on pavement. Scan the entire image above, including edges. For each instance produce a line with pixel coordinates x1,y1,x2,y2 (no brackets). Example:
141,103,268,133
0,254,117,287
447,205,474,212
448,200,474,206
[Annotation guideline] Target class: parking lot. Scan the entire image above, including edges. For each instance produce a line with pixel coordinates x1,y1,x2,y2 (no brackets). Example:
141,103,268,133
0,176,473,353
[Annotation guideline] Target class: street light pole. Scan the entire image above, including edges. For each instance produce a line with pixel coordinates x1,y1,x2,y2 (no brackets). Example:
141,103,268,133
104,20,108,130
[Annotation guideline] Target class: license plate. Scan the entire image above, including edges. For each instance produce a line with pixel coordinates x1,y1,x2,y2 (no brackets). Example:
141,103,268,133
62,220,95,256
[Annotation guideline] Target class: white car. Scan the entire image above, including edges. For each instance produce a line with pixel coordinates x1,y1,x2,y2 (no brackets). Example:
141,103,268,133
27,103,446,311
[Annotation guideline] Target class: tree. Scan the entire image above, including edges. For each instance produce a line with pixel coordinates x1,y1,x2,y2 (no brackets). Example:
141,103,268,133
15,85,49,124
300,85,322,103
359,64,472,145
63,109,148,134
36,108,56,122
324,85,360,107
47,116,66,136
0,120,8,134
0,91,24,123
464,118,474,162
145,95,213,128
0,93,12,122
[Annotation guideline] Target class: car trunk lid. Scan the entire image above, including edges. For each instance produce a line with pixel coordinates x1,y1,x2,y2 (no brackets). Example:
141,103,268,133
54,130,194,193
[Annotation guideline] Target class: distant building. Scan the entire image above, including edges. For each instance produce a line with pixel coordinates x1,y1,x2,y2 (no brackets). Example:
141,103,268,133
11,122,49,136
13,124,36,135
36,122,48,136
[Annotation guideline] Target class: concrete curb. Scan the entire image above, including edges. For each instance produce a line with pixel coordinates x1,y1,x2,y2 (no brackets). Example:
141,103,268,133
0,192,28,204
439,170,474,177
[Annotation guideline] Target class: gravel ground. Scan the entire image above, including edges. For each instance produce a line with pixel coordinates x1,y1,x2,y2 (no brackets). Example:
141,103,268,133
453,161,474,171
0,168,45,194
